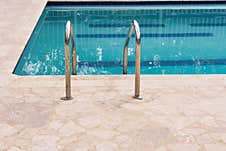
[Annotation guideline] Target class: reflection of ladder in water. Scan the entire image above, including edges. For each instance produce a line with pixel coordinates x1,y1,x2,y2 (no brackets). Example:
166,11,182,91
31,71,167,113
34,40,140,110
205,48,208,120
61,20,142,100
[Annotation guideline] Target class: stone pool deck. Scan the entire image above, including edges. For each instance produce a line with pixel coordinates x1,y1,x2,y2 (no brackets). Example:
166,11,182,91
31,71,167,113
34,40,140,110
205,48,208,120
1,0,226,151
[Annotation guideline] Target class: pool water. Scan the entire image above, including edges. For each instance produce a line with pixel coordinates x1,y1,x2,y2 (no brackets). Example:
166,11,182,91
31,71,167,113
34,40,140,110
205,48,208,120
14,3,226,75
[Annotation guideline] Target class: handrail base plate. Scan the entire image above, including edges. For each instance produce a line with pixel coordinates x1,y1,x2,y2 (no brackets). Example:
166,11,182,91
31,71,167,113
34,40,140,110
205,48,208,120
133,95,143,100
61,96,73,100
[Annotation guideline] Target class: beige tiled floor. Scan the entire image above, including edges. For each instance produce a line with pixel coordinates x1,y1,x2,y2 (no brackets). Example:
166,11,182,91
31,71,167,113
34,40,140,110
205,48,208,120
1,0,226,151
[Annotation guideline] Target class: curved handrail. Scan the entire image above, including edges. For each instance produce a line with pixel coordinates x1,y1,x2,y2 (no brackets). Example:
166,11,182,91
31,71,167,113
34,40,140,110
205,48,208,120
61,20,77,100
123,20,142,99
65,21,77,75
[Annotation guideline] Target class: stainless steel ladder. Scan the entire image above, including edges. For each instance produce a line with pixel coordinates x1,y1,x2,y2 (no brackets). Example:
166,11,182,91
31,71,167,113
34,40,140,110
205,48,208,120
61,20,77,100
61,20,141,100
123,20,142,100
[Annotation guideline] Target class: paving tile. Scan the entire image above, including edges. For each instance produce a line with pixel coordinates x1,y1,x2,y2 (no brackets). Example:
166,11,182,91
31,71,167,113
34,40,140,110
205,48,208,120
167,144,201,151
205,144,226,151
31,135,58,151
58,121,85,137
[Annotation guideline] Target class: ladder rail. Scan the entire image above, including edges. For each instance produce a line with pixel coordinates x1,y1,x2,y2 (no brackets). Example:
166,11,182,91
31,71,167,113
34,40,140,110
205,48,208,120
123,20,142,99
61,20,77,100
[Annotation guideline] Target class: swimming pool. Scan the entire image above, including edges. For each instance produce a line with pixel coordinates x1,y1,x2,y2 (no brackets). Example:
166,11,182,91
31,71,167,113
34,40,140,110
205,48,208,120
13,2,226,75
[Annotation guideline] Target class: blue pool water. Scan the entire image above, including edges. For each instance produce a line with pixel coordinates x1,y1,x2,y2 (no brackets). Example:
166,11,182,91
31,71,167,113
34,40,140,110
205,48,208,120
14,3,226,75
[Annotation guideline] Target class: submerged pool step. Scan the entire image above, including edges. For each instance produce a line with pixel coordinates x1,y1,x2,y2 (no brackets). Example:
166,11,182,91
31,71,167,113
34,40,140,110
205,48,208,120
78,59,226,67
89,23,165,28
190,23,226,27
76,33,213,38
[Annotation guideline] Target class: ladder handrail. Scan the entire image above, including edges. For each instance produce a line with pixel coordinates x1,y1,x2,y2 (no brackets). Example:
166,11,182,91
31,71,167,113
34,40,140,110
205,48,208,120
61,20,77,100
123,20,142,99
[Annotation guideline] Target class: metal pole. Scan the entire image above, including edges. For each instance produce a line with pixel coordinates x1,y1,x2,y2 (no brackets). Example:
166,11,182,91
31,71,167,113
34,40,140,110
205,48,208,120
71,26,77,75
72,46,77,75
134,37,141,99
133,20,142,99
123,20,142,99
123,25,134,74
123,46,128,74
61,21,73,100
